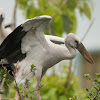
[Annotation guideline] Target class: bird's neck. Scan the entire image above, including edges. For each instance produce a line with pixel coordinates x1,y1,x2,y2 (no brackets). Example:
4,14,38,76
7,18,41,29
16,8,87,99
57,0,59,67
59,44,76,60
54,44,76,61
65,45,76,60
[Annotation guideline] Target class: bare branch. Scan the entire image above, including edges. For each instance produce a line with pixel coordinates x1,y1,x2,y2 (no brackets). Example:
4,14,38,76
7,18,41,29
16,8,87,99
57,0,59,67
26,81,33,100
11,0,18,30
64,60,72,89
13,61,22,100
53,0,68,19
0,67,7,100
81,18,95,42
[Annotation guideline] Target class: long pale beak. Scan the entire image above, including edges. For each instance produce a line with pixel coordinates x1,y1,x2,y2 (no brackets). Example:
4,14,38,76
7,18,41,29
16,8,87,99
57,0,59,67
77,43,94,64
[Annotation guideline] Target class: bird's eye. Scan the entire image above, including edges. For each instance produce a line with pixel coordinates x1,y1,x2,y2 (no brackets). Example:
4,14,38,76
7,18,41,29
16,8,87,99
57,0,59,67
75,40,78,43
75,41,78,48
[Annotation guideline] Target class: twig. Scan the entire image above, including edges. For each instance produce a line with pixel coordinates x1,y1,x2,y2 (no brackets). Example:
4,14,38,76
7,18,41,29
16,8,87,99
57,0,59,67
13,61,22,100
26,82,33,100
48,0,68,35
14,79,22,100
21,85,27,99
81,18,95,42
17,67,36,85
53,0,68,19
64,60,72,88
0,74,6,100
0,66,7,100
93,84,100,100
11,0,17,30
1,98,15,100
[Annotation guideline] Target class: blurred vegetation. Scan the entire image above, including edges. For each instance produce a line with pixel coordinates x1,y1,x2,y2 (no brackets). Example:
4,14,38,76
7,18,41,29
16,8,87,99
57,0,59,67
84,73,100,100
0,0,95,100
17,0,93,36
7,63,88,100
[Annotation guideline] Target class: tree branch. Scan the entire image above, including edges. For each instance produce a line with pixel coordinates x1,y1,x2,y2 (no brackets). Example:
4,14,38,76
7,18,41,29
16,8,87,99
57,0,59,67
81,18,95,42
0,67,7,100
64,60,72,89
11,0,17,30
26,81,33,100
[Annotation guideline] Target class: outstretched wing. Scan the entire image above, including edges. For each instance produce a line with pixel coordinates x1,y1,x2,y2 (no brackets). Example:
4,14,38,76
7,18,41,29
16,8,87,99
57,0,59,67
0,15,52,64
45,35,64,44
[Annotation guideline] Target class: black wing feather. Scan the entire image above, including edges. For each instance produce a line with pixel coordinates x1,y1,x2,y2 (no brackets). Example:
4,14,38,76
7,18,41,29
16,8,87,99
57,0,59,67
0,24,27,64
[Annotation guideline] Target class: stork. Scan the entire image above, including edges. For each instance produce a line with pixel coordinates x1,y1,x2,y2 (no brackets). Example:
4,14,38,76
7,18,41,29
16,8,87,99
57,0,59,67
0,8,12,44
0,15,94,100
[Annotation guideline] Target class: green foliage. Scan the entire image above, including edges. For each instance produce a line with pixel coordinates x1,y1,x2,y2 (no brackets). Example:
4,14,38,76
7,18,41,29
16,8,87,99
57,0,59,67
30,64,35,71
40,74,78,100
84,73,100,100
17,0,93,36
1,62,87,100
84,74,92,80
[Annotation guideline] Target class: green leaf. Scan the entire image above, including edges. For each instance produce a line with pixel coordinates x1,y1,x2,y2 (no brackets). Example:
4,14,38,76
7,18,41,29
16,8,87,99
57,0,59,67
84,74,92,80
30,64,35,71
95,73,100,78
85,88,89,92
80,2,91,20
53,15,63,36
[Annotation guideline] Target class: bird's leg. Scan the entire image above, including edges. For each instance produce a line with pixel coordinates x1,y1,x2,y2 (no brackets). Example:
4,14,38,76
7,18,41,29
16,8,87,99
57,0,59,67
34,81,41,100
34,68,42,100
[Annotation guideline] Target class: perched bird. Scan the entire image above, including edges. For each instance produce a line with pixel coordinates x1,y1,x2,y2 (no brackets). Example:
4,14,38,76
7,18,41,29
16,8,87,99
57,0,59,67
0,15,94,100
0,8,12,44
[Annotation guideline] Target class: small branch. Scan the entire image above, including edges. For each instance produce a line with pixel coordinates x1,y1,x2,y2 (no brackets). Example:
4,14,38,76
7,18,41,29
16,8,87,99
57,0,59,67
14,79,22,100
53,0,68,19
0,74,6,90
17,67,36,85
49,0,68,34
21,85,27,99
81,18,95,42
12,61,22,100
93,84,100,100
26,82,33,100
11,0,17,30
64,60,72,89
0,75,6,100
0,67,7,100
1,98,15,100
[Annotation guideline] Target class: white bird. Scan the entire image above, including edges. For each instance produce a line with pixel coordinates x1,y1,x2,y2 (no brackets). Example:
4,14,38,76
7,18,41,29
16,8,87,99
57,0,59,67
0,8,12,44
0,15,94,100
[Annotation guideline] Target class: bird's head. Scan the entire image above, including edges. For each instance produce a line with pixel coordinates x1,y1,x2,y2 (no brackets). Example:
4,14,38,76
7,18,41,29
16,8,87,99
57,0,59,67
0,8,5,25
65,33,94,64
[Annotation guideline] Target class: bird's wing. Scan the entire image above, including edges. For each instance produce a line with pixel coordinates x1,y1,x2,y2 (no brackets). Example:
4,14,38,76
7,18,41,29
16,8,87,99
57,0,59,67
45,35,64,44
0,15,52,64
